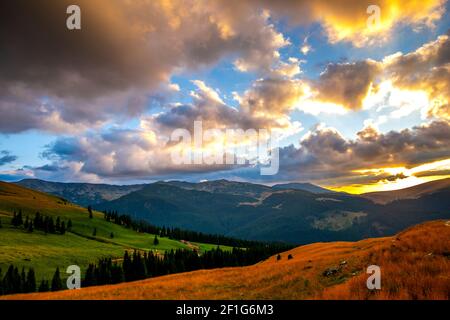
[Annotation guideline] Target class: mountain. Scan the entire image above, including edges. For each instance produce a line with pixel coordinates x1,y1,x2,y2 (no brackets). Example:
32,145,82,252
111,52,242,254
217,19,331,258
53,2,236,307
14,178,450,244
361,178,450,204
15,179,144,207
272,182,334,194
95,178,450,243
7,220,449,300
164,179,272,197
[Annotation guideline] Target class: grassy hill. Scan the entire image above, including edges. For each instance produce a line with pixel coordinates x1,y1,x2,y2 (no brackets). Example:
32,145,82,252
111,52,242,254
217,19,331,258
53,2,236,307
5,220,448,300
0,182,230,281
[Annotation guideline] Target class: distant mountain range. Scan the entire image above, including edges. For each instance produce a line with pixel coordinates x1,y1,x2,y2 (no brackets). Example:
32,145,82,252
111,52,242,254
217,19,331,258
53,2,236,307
272,182,334,194
16,179,145,207
360,178,450,204
14,178,450,244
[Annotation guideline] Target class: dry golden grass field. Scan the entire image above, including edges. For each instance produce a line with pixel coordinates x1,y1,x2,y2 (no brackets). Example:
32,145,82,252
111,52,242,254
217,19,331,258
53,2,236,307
3,220,449,300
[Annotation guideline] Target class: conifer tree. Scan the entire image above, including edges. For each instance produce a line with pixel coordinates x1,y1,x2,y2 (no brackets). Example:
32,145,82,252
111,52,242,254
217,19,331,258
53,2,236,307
55,217,61,233
92,228,97,237
88,206,93,219
153,235,159,245
38,280,49,292
20,268,26,293
26,268,36,293
110,232,114,239
67,219,72,230
0,267,3,295
60,221,66,235
12,211,17,226
17,210,23,226
51,267,63,291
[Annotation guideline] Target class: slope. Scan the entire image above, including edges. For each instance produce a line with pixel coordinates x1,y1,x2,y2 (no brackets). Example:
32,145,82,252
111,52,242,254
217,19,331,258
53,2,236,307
0,181,208,280
6,220,449,300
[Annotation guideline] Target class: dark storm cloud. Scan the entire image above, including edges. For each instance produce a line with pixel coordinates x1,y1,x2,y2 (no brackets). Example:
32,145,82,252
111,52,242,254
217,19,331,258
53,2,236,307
0,0,288,133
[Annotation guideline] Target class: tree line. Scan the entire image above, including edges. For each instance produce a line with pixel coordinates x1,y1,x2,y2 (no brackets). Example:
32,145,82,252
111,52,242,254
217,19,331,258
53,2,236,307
0,265,63,296
102,210,282,248
83,244,292,287
11,210,72,235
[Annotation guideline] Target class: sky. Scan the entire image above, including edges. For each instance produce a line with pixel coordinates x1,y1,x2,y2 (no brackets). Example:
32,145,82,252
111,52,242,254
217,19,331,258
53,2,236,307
0,0,450,193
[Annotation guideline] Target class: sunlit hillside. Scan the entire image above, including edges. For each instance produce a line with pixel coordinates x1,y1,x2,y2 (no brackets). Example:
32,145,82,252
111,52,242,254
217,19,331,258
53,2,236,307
5,220,449,300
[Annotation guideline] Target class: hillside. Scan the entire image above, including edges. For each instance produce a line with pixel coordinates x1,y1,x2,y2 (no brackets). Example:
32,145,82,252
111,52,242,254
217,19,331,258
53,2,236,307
0,182,229,281
95,179,450,243
5,220,449,300
15,179,144,206
361,178,450,204
12,178,450,244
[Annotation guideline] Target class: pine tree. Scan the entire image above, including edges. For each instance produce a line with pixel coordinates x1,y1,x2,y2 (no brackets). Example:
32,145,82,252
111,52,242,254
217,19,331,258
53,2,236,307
88,206,93,219
26,268,36,293
153,235,159,245
48,217,55,233
12,211,17,227
67,219,72,231
0,267,3,295
28,221,33,233
55,217,61,233
51,267,63,291
38,280,49,292
110,232,114,239
17,210,23,226
20,268,26,293
92,228,97,237
60,221,66,235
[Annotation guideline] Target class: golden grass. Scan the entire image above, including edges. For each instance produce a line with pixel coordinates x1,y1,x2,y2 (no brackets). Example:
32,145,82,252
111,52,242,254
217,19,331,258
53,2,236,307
3,220,449,300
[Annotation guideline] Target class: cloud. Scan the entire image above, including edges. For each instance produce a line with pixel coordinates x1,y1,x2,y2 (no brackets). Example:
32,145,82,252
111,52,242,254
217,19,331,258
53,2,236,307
0,0,288,133
253,0,446,47
0,151,18,166
1,1,446,133
311,60,381,110
382,33,450,120
271,120,450,183
300,32,450,116
144,78,302,136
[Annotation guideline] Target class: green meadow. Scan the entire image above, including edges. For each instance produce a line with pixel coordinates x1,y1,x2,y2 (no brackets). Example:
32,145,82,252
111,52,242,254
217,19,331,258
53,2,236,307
0,182,224,281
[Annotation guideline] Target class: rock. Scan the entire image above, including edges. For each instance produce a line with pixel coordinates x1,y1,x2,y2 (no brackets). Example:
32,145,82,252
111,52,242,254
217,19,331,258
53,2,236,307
322,267,339,277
